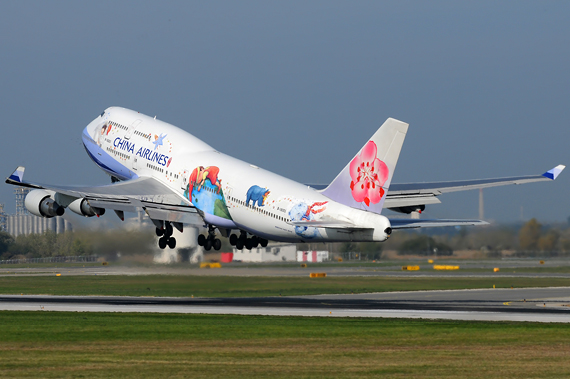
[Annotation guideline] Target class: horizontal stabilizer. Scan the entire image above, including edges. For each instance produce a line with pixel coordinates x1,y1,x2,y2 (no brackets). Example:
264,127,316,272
390,218,488,229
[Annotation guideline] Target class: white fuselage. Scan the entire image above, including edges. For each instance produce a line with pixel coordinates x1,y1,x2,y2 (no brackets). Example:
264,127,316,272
82,107,391,243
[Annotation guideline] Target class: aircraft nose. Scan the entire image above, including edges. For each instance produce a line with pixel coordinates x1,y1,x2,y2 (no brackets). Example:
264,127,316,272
83,114,106,141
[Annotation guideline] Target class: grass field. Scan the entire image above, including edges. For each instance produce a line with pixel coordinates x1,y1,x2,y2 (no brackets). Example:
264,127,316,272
1,275,569,297
1,311,569,378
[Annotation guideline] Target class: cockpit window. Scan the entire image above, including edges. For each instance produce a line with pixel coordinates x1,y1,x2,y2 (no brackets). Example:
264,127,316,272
100,111,105,117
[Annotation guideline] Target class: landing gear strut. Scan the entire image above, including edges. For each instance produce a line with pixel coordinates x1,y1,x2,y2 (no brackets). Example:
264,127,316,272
156,222,176,249
197,225,222,251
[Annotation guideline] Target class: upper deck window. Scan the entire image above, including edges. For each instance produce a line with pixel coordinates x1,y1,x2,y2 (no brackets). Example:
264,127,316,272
100,111,105,117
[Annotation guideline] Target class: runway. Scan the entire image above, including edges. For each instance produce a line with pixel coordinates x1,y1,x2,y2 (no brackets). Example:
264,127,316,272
1,287,569,323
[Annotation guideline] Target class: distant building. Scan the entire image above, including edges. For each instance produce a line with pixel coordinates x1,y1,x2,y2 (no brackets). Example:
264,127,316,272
297,250,329,262
232,243,297,262
14,188,31,215
6,215,72,237
0,204,6,232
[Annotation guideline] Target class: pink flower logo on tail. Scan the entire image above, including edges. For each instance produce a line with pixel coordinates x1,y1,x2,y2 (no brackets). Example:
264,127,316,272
349,141,389,206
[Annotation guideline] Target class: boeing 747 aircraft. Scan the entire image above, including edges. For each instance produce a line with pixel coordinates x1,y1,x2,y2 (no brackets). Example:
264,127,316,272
6,107,565,251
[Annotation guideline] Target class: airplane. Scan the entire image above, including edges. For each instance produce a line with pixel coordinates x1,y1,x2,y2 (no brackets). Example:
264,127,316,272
5,107,565,251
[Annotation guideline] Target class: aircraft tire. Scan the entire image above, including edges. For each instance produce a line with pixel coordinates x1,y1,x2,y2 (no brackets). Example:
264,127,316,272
229,234,238,246
260,238,268,248
155,228,164,237
214,238,222,251
252,238,259,248
204,239,212,251
236,240,244,250
168,237,176,249
158,237,167,249
197,234,206,246
245,239,253,250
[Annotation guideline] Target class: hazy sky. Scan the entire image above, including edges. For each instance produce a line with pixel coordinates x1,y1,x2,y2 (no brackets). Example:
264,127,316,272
1,1,568,224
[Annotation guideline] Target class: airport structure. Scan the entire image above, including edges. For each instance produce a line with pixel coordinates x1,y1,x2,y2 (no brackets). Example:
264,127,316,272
4,188,72,237
297,250,329,263
0,204,6,232
231,244,298,262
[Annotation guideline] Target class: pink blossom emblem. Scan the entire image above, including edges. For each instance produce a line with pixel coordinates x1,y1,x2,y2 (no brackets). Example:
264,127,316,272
349,141,389,206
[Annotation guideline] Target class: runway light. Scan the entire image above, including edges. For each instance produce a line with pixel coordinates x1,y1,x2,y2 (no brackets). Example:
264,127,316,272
402,265,420,271
428,259,434,264
300,264,307,268
310,273,327,278
56,274,61,277
540,260,545,265
493,268,500,272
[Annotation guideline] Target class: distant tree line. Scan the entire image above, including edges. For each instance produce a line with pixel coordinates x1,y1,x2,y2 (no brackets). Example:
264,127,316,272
0,230,155,261
318,218,570,259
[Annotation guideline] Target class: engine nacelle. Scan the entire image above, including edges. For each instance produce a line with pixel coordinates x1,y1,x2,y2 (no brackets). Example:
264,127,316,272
68,198,104,217
24,189,65,218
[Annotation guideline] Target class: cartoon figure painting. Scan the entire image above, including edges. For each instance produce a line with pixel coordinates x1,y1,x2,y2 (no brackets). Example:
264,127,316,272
246,185,270,207
96,123,110,147
289,201,328,239
184,165,232,220
189,166,222,194
349,140,389,206
152,133,167,150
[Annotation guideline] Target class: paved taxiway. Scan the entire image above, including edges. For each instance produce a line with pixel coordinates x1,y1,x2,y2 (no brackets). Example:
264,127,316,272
2,259,570,278
1,287,569,323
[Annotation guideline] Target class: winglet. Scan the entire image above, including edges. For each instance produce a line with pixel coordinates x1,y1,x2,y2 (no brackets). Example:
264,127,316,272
7,166,25,183
542,165,565,180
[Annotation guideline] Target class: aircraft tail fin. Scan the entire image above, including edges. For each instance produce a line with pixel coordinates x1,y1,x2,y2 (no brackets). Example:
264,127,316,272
320,118,408,214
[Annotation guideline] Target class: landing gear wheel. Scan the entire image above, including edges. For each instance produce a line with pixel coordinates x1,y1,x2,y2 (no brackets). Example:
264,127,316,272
213,238,222,251
198,234,206,246
245,238,253,250
236,240,244,250
260,238,268,248
229,234,238,246
155,227,164,237
168,237,176,249
204,238,212,251
251,236,259,248
158,236,167,249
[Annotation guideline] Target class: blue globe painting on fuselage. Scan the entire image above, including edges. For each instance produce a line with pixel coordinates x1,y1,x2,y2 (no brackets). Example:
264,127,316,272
183,165,232,220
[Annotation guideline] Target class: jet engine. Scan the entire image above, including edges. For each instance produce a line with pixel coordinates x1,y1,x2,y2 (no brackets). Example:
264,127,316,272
24,189,65,218
68,198,105,217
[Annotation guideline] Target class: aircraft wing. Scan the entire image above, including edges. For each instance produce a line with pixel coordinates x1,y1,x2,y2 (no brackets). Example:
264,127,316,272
6,166,203,225
384,164,565,210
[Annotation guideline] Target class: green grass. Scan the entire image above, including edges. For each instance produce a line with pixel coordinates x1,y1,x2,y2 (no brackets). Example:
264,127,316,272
0,275,569,297
1,311,569,378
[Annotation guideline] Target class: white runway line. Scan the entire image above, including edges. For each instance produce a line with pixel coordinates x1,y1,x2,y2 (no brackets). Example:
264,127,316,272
1,302,569,323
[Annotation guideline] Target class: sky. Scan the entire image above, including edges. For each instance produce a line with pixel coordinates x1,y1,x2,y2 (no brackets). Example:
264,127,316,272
0,1,569,225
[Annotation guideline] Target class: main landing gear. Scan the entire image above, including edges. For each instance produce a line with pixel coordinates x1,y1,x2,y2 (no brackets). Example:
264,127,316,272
156,222,176,250
197,225,222,251
229,231,268,251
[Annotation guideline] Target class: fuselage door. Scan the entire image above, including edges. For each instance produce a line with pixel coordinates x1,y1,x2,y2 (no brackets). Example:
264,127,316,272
132,157,138,171
125,119,141,140
181,169,189,190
